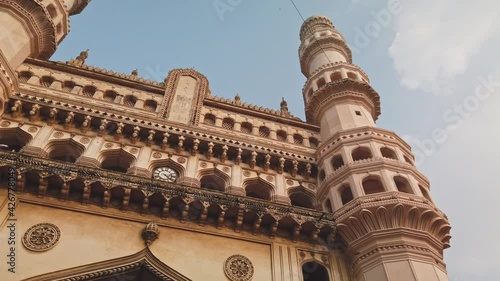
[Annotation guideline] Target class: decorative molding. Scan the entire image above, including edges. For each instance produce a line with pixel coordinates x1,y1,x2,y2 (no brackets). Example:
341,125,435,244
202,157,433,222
224,255,254,281
22,223,61,252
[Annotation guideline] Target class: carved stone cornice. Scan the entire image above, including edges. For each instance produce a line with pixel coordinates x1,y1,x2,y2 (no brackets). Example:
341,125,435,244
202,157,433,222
306,79,381,124
0,150,335,230
0,0,57,59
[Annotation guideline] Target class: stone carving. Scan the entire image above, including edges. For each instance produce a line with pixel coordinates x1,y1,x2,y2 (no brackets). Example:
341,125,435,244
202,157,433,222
243,171,251,177
22,223,61,252
286,180,294,185
104,142,114,149
153,152,162,159
0,121,11,127
222,167,230,173
224,255,254,281
129,147,139,154
80,137,90,144
177,157,186,164
53,131,64,138
28,126,38,133
266,175,274,182
200,161,207,168
142,222,159,246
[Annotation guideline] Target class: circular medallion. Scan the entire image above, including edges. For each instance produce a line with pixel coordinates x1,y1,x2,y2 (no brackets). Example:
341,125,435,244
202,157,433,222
177,157,186,164
28,126,38,133
80,137,90,144
266,175,274,182
153,167,178,183
22,223,61,252
153,152,162,159
222,167,230,173
0,121,10,127
224,255,254,281
104,142,114,149
199,161,207,168
129,148,139,154
308,184,316,190
243,171,251,177
286,180,294,185
53,131,64,138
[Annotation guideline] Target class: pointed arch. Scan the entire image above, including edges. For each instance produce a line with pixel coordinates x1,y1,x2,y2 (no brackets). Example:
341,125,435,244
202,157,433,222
148,157,185,179
44,138,86,163
243,177,275,201
24,247,191,281
197,168,230,192
287,185,316,209
98,148,136,173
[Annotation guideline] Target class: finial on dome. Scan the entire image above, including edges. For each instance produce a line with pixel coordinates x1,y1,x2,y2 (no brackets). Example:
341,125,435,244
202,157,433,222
68,49,89,66
234,94,241,105
280,97,290,117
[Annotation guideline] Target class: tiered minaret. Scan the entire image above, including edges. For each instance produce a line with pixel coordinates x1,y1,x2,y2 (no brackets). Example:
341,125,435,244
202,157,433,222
0,0,91,115
299,16,452,281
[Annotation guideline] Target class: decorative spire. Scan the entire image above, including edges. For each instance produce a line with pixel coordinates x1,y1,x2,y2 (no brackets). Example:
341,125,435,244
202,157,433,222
68,49,89,67
280,97,290,117
234,94,241,105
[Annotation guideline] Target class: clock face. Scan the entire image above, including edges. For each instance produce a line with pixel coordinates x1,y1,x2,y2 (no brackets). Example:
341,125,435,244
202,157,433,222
153,167,177,183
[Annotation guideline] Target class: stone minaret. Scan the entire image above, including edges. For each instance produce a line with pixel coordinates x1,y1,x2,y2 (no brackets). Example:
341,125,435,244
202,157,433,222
299,16,452,281
0,0,91,115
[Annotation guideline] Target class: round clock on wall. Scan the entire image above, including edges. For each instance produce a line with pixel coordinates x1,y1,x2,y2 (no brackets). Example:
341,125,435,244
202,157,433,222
153,167,178,183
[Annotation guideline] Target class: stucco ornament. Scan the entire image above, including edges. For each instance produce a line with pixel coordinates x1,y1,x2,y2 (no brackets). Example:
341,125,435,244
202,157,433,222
142,221,159,246
224,255,254,281
22,223,61,252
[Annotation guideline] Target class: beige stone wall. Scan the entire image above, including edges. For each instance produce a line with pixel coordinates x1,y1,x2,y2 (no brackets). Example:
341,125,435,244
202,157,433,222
0,201,351,281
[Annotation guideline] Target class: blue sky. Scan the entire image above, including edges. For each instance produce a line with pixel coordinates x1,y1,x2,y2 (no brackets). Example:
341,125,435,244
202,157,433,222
52,1,500,280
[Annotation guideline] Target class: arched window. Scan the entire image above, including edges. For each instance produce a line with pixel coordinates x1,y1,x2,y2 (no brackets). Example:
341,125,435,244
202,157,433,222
352,147,372,161
362,176,385,195
404,155,414,166
324,199,333,213
293,134,303,145
340,185,354,205
200,174,226,192
394,176,413,194
419,185,432,201
18,71,32,82
46,4,57,18
241,122,252,134
330,72,342,81
347,72,358,80
101,151,135,173
316,77,326,89
222,118,234,130
302,261,330,281
309,137,319,148
381,147,398,160
82,85,96,97
144,100,157,112
276,130,287,141
203,114,216,125
289,189,315,209
124,95,137,107
47,141,84,163
103,90,118,102
319,170,326,182
62,81,76,93
245,182,272,200
331,155,344,171
259,126,270,138
40,76,54,87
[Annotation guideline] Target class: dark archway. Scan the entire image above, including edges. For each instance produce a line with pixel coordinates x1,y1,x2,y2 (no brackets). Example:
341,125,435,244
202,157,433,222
302,261,330,281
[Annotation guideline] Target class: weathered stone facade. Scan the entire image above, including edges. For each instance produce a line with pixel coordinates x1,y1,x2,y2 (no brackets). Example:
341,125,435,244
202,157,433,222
0,2,451,280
